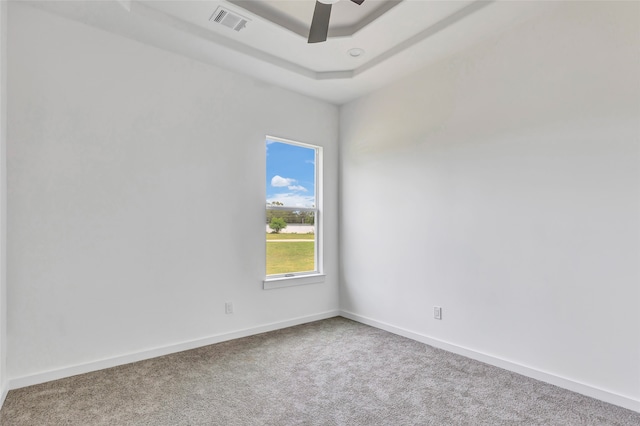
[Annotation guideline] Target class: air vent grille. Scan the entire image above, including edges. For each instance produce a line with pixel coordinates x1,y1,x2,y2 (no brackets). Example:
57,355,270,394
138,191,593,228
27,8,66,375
210,7,249,32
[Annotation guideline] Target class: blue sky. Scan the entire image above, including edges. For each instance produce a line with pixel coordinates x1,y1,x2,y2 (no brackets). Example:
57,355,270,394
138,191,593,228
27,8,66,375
266,140,315,208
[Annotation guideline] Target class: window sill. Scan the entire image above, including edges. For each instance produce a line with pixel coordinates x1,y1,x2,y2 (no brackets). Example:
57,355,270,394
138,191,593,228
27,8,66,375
263,274,326,290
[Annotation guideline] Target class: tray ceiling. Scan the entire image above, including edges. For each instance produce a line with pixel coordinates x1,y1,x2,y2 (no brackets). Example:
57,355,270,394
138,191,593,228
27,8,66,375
22,0,556,104
227,0,402,38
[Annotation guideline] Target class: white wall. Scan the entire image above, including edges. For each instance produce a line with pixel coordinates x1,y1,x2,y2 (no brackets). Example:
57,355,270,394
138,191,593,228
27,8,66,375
7,3,339,383
0,0,8,405
340,0,640,408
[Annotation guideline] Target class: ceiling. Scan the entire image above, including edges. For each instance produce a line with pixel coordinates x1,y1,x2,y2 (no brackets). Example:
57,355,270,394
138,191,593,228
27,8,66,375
25,0,555,105
226,0,403,38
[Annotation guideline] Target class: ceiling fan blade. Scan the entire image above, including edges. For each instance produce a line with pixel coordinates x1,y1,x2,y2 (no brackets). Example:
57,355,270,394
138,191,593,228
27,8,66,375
350,0,365,5
308,1,332,44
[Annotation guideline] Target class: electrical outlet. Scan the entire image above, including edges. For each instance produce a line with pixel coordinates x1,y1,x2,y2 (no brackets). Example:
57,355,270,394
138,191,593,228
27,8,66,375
225,302,233,314
434,306,442,320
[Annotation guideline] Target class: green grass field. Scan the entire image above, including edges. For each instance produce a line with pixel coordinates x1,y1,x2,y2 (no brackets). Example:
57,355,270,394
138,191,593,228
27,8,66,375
266,233,314,240
266,233,315,275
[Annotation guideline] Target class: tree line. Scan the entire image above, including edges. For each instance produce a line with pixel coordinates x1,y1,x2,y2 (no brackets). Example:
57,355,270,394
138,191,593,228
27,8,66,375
266,202,315,225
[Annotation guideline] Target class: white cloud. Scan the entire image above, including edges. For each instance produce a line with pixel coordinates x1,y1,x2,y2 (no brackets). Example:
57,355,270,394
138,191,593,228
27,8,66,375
267,193,315,208
271,175,296,187
288,185,307,192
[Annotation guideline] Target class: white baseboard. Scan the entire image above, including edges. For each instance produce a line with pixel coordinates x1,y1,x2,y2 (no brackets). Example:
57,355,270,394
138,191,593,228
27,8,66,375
8,310,340,391
340,310,640,413
0,381,8,411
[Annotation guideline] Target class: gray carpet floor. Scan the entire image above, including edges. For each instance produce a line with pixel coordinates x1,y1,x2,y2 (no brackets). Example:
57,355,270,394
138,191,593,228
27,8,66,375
1,317,639,425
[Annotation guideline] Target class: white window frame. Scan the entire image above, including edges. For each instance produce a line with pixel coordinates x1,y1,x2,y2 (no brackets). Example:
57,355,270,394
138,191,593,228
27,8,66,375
264,136,324,290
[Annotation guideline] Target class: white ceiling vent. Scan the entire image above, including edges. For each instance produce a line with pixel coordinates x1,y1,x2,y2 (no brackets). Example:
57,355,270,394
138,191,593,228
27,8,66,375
210,7,250,32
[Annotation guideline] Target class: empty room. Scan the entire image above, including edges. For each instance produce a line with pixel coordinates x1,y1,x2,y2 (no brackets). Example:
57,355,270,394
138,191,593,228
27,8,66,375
0,0,638,424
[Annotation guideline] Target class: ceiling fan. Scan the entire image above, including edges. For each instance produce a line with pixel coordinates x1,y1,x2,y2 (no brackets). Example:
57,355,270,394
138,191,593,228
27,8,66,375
308,0,365,44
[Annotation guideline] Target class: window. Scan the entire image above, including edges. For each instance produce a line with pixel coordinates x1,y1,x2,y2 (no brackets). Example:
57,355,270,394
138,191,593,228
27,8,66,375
265,136,323,288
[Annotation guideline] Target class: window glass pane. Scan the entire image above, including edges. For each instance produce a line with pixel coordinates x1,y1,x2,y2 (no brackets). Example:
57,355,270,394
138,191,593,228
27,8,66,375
266,211,316,275
266,139,317,276
266,140,315,208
